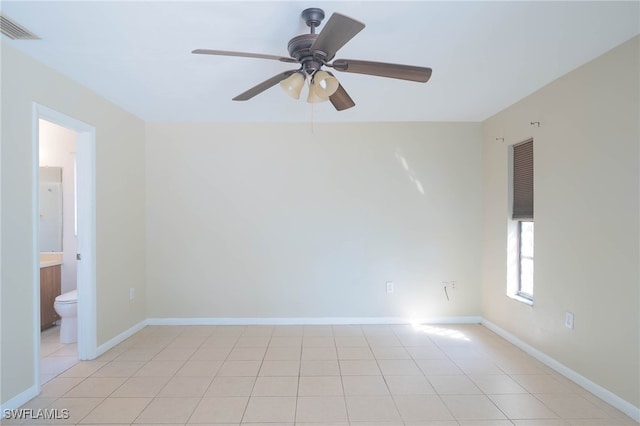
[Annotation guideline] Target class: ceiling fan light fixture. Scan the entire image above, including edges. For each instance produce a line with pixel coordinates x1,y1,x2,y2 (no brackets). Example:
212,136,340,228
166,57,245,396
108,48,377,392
279,71,306,99
306,80,325,103
311,70,339,100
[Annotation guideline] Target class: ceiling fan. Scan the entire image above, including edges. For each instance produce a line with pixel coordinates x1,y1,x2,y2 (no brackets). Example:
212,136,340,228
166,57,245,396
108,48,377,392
192,8,432,111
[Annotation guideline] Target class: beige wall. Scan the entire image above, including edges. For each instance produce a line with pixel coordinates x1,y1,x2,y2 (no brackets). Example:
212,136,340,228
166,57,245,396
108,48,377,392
1,43,147,404
482,36,639,407
146,122,483,320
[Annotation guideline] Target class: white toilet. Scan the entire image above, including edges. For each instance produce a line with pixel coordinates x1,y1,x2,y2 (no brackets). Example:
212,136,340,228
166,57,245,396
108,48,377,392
53,289,78,344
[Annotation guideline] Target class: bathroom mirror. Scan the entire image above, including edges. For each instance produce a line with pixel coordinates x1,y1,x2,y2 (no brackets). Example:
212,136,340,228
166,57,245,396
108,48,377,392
39,167,63,252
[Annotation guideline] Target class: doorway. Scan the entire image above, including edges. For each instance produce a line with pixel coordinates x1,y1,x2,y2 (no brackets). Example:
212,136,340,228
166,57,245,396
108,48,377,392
32,104,97,391
39,119,78,383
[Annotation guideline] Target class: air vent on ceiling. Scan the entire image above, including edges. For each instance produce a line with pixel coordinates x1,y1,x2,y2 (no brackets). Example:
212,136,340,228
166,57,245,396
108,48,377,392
0,14,39,40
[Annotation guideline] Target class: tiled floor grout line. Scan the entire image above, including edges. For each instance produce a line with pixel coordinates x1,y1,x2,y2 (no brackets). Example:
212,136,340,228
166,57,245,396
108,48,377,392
125,328,172,425
238,347,259,423
180,328,220,426
369,329,403,426
332,328,351,426
400,328,454,426
292,331,302,425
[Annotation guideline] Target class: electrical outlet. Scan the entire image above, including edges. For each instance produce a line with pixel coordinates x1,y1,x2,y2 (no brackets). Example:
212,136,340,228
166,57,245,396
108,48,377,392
565,311,574,329
386,282,394,294
129,287,136,300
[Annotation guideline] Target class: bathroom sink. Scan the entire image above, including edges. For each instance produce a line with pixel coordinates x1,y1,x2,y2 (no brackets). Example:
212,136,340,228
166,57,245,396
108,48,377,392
40,252,63,268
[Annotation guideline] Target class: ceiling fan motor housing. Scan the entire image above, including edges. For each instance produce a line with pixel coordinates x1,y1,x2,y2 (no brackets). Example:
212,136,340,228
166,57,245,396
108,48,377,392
287,8,331,74
287,34,316,60
287,34,326,74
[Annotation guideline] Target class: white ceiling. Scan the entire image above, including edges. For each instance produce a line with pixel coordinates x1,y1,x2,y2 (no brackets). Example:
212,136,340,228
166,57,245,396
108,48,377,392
2,1,638,122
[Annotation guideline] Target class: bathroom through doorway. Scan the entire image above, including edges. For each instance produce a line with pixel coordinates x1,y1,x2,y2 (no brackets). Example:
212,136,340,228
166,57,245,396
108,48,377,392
39,119,78,383
32,104,97,391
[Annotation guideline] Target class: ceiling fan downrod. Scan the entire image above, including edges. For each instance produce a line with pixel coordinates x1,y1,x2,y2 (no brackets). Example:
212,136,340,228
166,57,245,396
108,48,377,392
302,8,325,34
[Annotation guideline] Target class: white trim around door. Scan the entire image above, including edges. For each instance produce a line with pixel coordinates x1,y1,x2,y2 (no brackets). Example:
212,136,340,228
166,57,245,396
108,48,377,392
32,103,98,380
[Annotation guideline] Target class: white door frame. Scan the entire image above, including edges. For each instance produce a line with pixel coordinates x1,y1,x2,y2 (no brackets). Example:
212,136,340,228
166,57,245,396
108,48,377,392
32,103,97,383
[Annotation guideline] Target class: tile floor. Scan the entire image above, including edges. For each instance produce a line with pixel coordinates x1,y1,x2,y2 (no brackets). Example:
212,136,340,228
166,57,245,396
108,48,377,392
8,323,638,425
40,326,79,384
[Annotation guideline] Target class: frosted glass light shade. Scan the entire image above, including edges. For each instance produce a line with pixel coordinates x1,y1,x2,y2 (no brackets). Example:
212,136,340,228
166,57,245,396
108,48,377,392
279,72,306,99
307,81,325,103
312,71,339,99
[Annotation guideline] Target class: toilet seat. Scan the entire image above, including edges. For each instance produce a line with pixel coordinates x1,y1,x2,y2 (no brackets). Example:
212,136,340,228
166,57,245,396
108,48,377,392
55,289,77,304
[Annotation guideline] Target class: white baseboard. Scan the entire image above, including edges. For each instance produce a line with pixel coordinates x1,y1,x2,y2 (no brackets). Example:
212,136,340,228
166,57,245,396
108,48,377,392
0,384,39,413
95,319,148,358
481,319,640,423
146,316,483,326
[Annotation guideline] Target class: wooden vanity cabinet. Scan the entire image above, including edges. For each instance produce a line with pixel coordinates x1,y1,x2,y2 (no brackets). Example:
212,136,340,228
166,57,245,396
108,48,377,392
40,265,61,330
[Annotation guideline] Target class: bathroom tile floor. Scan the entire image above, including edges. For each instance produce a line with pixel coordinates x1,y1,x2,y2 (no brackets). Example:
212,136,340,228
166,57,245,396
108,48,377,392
9,324,638,425
40,326,79,384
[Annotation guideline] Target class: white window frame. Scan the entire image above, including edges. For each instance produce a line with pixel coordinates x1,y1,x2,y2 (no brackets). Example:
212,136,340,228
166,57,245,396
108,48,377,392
517,220,534,301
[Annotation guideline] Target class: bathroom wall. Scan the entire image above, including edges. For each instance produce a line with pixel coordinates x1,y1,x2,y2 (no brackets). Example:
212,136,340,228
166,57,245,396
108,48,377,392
146,121,484,321
39,119,78,294
482,36,639,409
1,42,146,406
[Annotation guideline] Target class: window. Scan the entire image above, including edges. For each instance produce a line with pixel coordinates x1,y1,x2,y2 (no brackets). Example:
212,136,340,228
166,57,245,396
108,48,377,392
518,221,534,299
511,139,534,301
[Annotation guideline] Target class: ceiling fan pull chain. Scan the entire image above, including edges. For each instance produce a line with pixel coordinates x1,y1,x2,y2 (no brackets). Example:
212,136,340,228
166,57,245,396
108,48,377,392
310,103,315,134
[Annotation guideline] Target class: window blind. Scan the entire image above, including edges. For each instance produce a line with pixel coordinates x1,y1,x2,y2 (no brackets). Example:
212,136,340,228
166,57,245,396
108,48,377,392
512,139,533,220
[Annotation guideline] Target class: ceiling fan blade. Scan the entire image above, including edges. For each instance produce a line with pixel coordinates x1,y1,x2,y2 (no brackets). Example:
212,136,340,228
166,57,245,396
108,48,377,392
310,13,365,61
232,70,298,101
332,59,432,82
329,84,355,111
326,72,355,111
192,49,297,63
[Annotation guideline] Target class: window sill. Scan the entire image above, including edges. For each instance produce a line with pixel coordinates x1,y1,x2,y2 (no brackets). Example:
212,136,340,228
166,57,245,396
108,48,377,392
508,293,534,306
